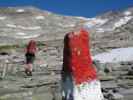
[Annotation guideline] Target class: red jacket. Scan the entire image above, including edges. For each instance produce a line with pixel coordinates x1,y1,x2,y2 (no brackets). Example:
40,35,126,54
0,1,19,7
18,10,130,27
63,29,97,85
26,40,37,54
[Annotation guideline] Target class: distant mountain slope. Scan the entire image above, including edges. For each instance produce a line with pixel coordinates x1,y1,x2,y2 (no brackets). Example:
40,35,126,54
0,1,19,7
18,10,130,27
84,8,133,54
0,6,133,54
0,7,84,45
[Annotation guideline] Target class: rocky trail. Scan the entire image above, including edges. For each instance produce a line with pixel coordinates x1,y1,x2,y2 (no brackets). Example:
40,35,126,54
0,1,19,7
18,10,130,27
0,40,132,100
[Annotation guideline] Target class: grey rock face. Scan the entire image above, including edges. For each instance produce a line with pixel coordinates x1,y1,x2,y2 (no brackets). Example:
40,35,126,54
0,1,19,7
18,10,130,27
0,6,84,45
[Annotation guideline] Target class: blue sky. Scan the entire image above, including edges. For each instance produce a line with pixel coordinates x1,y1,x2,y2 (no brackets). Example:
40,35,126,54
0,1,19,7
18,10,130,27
0,0,133,17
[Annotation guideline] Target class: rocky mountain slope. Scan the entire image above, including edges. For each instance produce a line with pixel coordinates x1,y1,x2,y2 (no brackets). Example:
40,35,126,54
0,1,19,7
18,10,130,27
0,6,83,45
85,8,133,54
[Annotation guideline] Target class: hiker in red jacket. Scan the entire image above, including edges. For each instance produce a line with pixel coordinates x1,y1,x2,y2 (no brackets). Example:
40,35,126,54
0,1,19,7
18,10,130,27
62,28,104,100
25,40,37,76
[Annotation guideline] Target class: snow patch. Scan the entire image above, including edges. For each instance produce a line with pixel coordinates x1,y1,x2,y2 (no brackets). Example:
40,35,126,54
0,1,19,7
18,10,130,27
15,34,40,39
85,18,108,28
93,47,133,63
35,15,45,20
124,11,131,16
17,26,41,30
6,24,16,28
114,16,132,28
60,23,75,27
6,24,41,30
17,32,26,36
96,28,105,33
0,16,6,20
76,17,91,20
16,9,25,13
